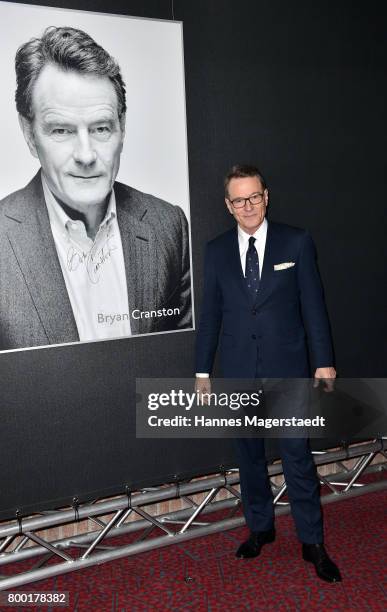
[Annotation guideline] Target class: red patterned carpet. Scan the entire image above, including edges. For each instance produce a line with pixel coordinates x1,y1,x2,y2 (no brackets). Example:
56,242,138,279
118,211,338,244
2,476,387,611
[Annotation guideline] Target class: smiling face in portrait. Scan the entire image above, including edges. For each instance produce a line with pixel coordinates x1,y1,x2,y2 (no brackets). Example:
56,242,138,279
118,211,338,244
225,176,268,234
19,63,125,213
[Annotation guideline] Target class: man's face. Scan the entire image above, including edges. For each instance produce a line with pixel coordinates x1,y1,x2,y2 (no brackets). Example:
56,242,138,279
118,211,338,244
225,176,268,234
20,64,125,212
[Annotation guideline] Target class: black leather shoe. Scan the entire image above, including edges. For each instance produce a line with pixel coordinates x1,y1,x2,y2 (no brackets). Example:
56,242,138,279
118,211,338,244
236,528,276,558
302,543,342,582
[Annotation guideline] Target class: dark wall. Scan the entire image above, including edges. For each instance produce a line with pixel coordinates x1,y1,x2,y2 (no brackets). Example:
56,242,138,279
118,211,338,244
180,0,387,378
1,0,386,519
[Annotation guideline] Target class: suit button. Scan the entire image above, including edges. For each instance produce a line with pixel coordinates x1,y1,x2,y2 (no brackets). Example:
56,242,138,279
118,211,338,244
251,334,256,340
252,309,257,315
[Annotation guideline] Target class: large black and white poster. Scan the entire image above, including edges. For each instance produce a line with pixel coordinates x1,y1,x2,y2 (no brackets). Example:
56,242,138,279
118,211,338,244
0,1,193,353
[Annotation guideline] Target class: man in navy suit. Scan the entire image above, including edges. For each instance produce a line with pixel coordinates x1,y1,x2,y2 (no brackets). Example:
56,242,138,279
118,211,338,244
195,164,341,582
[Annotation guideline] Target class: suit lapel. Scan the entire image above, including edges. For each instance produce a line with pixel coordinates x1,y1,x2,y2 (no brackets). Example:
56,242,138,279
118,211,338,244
5,172,78,344
115,186,158,334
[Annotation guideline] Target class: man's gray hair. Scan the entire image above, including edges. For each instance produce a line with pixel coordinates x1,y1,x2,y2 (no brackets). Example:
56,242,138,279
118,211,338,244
15,26,126,121
224,164,267,197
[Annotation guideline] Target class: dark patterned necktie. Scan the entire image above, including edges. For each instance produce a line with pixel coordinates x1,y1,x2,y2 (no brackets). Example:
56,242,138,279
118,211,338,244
245,236,260,300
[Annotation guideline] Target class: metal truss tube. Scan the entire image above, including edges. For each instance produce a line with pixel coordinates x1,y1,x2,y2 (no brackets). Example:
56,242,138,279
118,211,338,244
310,440,385,466
0,475,240,539
224,485,242,500
0,440,385,541
0,516,245,591
0,536,15,553
318,476,340,494
179,487,219,534
1,461,384,569
81,509,126,559
0,498,239,566
2,477,387,592
273,483,287,504
13,536,29,553
274,479,387,515
131,508,174,536
24,533,73,563
318,479,387,506
344,453,376,492
319,462,384,482
115,509,133,529
194,479,387,518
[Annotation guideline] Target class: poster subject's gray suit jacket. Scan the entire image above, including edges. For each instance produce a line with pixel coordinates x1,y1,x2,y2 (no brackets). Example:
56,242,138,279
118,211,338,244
0,171,192,350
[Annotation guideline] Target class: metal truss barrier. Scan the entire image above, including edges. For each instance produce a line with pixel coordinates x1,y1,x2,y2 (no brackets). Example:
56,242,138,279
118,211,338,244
0,439,386,590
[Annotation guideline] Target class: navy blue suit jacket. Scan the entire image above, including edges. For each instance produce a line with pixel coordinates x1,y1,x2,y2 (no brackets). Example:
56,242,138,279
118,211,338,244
195,221,334,378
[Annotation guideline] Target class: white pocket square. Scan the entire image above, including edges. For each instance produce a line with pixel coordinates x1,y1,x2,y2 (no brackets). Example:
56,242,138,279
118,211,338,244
274,262,295,271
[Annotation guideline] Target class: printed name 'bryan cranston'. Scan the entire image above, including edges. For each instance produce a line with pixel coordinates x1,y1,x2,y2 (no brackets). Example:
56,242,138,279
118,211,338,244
98,308,181,325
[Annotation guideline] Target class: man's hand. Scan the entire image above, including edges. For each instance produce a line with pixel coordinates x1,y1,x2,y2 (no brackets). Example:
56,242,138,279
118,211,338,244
313,367,336,392
195,377,212,404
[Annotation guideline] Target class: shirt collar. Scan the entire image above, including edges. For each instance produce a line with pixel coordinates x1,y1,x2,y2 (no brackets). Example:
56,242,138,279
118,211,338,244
237,217,268,249
41,174,117,235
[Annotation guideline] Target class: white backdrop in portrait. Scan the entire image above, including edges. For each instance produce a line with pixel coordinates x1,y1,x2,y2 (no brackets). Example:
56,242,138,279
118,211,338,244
0,1,190,219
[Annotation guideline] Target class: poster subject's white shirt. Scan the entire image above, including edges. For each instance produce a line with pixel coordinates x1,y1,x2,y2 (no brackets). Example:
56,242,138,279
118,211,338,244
42,176,131,341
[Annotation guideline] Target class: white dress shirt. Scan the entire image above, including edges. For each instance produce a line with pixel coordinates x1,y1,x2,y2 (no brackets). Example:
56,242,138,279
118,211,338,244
237,217,268,277
42,176,131,342
196,218,268,377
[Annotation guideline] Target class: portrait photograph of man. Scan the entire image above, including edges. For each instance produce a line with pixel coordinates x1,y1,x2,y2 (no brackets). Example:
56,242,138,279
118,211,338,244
0,3,193,351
